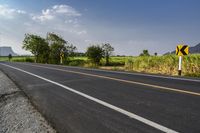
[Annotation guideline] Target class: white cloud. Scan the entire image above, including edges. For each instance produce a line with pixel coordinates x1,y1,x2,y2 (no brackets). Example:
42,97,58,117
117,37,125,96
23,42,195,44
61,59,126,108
0,5,26,19
16,10,26,14
30,4,87,37
32,12,54,21
69,30,87,35
53,5,81,16
32,4,81,22
77,30,87,35
0,4,89,55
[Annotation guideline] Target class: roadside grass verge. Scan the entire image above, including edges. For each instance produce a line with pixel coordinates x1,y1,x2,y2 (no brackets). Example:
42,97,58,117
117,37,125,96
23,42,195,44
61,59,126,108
0,56,34,62
125,54,200,77
3,55,200,77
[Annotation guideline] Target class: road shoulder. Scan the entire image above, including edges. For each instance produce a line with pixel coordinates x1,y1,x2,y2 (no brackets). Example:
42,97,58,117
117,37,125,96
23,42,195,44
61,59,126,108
0,70,56,133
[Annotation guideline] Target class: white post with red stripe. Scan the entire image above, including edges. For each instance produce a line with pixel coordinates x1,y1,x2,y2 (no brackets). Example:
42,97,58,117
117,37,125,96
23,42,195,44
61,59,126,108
178,56,182,76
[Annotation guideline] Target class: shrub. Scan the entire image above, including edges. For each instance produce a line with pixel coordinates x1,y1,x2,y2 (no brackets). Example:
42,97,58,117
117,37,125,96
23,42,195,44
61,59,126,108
68,59,85,66
25,57,34,62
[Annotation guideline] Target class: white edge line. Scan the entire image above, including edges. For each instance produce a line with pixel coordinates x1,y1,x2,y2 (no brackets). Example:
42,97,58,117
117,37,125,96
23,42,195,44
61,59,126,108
0,63,179,133
14,63,200,96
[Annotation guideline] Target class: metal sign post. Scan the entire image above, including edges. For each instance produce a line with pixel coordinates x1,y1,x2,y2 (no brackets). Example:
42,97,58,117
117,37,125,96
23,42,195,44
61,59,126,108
178,56,182,76
60,56,63,64
60,52,64,64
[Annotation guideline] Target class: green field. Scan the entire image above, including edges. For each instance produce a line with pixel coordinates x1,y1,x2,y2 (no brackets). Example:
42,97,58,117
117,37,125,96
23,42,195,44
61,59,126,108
0,56,34,62
1,54,200,77
68,56,126,66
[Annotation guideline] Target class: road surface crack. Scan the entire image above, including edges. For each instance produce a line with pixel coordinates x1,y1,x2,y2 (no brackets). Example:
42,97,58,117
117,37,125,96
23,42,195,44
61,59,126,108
0,91,22,100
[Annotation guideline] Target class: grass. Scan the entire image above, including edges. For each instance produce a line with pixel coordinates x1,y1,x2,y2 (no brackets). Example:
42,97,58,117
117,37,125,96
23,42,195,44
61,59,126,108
68,56,126,66
0,56,9,61
1,54,200,77
0,56,34,62
102,56,126,66
124,54,200,77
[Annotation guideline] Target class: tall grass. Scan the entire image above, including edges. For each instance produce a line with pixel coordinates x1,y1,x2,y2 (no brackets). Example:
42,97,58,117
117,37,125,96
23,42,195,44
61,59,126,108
125,54,200,76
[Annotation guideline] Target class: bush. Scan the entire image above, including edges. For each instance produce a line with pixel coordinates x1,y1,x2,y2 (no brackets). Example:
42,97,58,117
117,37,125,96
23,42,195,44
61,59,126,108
25,57,34,62
67,59,85,66
86,45,104,65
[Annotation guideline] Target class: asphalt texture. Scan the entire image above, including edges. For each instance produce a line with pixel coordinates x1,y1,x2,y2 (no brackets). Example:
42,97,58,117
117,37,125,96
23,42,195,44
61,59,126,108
0,62,200,133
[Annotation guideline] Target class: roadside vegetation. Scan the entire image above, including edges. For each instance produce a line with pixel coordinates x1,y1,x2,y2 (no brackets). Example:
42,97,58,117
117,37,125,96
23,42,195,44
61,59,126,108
1,32,199,77
125,54,200,77
0,56,34,62
22,33,77,64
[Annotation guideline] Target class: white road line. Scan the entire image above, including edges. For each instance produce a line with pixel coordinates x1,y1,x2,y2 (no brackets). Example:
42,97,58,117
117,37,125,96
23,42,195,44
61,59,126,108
18,63,200,96
0,63,179,133
14,62,200,83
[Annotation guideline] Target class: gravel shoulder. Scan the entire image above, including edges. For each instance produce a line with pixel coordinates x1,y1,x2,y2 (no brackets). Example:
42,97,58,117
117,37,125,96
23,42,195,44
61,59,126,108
0,70,56,133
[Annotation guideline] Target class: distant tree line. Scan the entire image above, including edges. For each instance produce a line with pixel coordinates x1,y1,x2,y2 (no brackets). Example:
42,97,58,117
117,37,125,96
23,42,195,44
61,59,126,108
139,49,158,56
22,32,158,66
22,32,114,65
22,33,76,64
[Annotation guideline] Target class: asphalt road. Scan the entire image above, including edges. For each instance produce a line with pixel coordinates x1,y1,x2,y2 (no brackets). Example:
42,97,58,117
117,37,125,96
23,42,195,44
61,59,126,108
0,62,200,133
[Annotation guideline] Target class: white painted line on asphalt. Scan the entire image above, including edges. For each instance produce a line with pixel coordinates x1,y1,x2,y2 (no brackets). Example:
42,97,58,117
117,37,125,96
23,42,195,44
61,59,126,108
20,63,200,96
0,63,179,133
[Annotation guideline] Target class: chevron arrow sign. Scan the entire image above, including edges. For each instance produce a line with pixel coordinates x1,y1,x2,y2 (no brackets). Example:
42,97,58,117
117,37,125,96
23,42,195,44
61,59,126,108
176,45,189,56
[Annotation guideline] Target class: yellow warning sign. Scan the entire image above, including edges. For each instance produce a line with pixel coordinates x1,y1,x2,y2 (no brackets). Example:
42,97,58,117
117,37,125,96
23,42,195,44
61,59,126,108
176,45,189,56
60,53,64,58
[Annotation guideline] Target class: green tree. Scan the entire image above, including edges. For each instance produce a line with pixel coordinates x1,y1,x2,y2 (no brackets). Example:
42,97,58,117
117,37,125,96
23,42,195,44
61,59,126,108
22,34,49,63
47,32,76,64
66,44,77,57
102,43,114,65
86,45,104,65
140,49,150,56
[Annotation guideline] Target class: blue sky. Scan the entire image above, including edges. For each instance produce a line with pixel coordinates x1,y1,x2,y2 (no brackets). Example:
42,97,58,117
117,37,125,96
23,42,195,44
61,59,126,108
0,0,199,55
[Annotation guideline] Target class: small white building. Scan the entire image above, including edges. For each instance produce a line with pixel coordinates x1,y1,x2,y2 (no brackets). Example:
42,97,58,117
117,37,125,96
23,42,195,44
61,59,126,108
0,47,18,56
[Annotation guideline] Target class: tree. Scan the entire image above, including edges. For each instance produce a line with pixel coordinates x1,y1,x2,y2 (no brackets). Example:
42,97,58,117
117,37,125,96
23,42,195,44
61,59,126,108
22,34,49,63
66,44,77,57
8,54,12,61
47,32,76,64
102,43,114,65
86,45,104,65
139,49,150,56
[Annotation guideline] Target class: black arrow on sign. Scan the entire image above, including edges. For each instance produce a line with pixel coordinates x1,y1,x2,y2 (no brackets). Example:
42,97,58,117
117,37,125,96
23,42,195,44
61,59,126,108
176,46,179,55
180,45,187,55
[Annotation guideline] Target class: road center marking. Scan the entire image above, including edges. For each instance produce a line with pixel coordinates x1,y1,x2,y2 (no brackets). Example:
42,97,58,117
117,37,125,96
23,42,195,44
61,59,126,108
21,63,200,96
54,64,200,83
0,63,179,133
